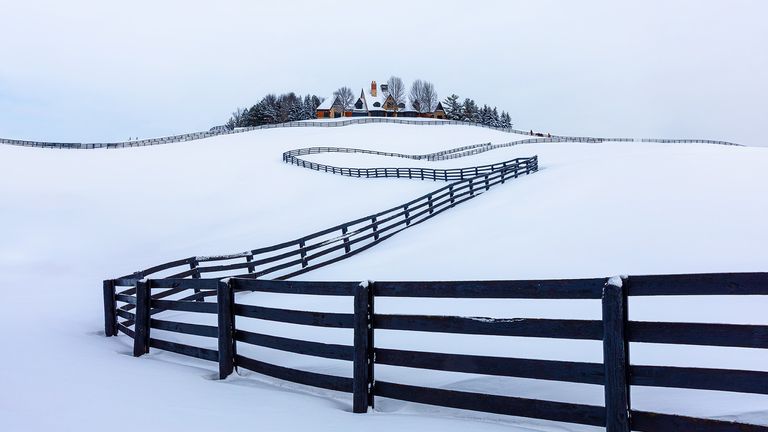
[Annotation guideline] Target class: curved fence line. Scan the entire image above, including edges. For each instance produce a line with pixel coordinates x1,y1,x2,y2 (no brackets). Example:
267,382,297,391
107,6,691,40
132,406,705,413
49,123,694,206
112,144,538,284
1,117,743,149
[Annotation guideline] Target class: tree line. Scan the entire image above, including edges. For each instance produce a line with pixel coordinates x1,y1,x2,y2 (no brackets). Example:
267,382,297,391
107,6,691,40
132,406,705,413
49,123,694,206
223,79,513,130
226,93,324,129
442,94,512,128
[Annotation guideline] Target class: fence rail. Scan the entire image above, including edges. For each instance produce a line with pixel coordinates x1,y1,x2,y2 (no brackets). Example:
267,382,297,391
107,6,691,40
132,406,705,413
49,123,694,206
2,117,743,149
104,273,768,431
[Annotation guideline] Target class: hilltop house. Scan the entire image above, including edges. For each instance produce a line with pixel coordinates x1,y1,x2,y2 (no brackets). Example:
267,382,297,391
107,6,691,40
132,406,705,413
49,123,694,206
317,81,445,119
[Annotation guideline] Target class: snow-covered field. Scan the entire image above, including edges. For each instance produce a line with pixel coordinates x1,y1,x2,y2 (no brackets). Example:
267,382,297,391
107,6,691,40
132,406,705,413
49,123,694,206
1,122,767,431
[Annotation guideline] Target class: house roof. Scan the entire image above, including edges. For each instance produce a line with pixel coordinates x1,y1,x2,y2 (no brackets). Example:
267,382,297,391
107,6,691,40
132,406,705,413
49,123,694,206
317,95,340,110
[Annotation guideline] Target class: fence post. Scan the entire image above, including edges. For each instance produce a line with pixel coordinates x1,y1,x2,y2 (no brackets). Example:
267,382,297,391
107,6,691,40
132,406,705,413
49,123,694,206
217,278,235,379
353,280,375,413
133,280,151,357
245,254,255,274
602,276,630,432
189,257,203,301
342,226,351,253
403,205,410,226
103,279,117,337
428,194,434,214
299,240,308,267
371,217,379,241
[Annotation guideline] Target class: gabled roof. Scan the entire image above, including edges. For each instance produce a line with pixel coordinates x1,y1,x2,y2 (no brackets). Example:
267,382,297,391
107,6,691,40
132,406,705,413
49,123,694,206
353,89,369,112
317,95,341,110
434,101,445,112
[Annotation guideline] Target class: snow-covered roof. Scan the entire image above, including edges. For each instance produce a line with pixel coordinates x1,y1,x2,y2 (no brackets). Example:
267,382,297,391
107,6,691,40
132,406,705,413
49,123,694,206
355,82,397,112
317,95,340,110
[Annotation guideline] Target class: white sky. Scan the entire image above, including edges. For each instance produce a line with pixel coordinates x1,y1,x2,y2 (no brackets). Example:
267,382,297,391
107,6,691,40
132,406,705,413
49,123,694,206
1,0,766,144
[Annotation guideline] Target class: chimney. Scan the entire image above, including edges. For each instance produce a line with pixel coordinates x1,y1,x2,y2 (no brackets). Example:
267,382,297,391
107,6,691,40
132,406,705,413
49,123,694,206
371,80,377,97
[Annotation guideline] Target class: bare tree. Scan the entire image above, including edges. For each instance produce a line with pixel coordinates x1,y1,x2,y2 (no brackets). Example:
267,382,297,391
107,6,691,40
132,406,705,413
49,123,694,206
409,79,424,112
387,76,406,107
333,86,355,111
421,81,438,112
409,79,438,113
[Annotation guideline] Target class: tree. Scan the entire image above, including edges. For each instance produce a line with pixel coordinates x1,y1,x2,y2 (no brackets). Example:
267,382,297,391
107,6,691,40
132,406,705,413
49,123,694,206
333,86,354,111
409,80,424,112
491,107,500,127
460,98,478,122
225,107,247,129
421,81,438,113
409,79,438,113
443,94,462,120
387,76,406,107
500,111,512,128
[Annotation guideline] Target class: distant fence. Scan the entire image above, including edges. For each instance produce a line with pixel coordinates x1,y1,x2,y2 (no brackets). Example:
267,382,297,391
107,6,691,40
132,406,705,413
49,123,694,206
111,153,538,282
1,117,743,149
104,273,768,431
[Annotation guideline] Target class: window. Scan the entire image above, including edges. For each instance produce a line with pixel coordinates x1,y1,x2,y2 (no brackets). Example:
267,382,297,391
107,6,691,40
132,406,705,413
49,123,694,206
355,100,363,109
373,102,381,107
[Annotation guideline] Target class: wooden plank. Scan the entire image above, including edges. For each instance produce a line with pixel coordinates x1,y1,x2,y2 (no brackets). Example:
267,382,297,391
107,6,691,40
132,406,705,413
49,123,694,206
374,315,603,340
151,298,218,314
218,279,235,379
149,338,218,362
353,282,374,413
232,279,356,296
375,348,604,385
236,355,353,393
150,278,218,290
374,279,604,299
628,273,768,296
631,410,768,432
115,293,136,305
103,280,117,337
133,280,150,357
602,279,630,432
375,381,605,426
117,323,135,338
235,330,353,361
234,304,354,328
149,318,217,338
629,321,768,348
116,309,136,321
631,365,768,395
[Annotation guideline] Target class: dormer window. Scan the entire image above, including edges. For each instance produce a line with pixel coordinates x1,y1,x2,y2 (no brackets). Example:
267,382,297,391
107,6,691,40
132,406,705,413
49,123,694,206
355,100,363,109
373,102,381,107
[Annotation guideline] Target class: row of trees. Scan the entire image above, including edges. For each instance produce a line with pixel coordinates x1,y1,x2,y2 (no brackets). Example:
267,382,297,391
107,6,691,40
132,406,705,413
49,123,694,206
442,94,513,128
226,92,324,129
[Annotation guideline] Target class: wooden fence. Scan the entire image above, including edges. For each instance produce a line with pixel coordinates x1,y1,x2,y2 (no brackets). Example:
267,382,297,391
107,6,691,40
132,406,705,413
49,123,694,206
1,117,742,149
104,273,768,431
111,154,537,283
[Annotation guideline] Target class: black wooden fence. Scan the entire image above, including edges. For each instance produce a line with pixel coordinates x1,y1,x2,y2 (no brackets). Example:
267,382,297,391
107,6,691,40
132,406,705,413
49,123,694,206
110,154,537,283
104,273,768,431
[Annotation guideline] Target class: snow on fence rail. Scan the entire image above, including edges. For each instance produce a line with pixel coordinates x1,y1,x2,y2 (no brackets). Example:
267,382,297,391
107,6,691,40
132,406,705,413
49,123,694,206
104,273,768,431
0,117,743,149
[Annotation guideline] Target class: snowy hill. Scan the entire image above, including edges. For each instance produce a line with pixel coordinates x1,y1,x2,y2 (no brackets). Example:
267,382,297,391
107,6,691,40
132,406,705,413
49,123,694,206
1,122,766,431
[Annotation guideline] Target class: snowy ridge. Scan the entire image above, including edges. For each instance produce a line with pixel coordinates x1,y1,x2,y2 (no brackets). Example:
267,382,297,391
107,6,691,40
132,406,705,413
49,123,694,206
0,117,743,149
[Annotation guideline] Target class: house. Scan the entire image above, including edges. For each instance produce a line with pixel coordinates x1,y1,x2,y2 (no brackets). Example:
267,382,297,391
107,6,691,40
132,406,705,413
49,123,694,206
316,95,345,118
317,80,442,119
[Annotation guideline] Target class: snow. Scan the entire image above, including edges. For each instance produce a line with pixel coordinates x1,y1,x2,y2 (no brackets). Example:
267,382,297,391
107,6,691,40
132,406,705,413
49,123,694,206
1,121,767,431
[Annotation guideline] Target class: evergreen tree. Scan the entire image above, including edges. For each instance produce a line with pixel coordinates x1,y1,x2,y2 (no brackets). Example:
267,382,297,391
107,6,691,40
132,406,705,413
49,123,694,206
501,111,512,128
491,107,500,128
461,98,478,122
480,105,493,125
443,94,462,120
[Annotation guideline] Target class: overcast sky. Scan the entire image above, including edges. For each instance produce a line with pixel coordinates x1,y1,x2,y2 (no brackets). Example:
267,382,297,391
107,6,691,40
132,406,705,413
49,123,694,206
1,0,766,145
